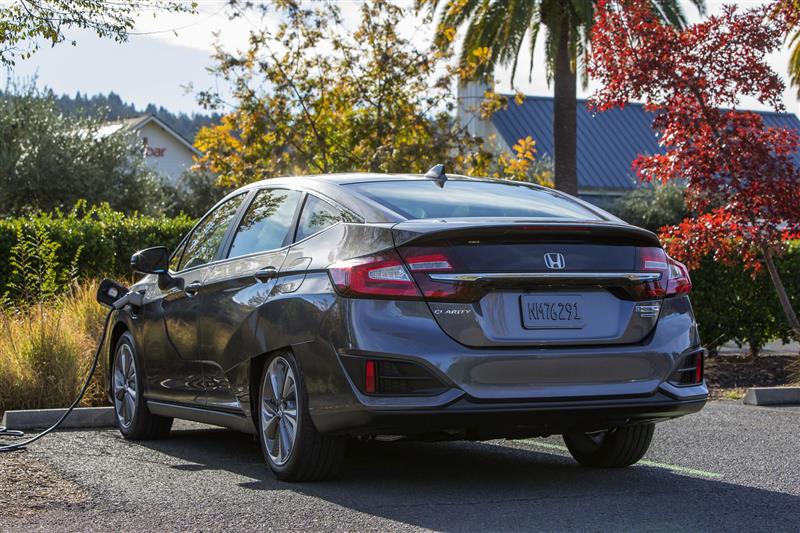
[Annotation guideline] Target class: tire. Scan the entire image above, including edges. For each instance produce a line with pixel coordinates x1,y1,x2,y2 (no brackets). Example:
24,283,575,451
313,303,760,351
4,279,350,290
563,423,655,468
257,351,346,481
112,332,173,440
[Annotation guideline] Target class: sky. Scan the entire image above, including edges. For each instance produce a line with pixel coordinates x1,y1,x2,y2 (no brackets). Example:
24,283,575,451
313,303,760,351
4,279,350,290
2,0,797,116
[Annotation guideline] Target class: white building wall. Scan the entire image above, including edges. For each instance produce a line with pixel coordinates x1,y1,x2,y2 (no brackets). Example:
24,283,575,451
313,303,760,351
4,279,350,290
456,80,510,152
136,122,197,185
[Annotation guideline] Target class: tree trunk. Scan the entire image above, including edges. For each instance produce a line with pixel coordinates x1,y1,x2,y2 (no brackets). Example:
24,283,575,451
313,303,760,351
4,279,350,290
552,15,578,196
762,245,800,341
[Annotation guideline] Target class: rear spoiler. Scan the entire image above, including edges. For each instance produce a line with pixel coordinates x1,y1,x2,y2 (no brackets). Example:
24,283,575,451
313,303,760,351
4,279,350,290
391,220,661,248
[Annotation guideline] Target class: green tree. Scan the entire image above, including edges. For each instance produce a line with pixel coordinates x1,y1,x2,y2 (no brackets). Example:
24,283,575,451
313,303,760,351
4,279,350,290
0,0,195,65
194,0,528,186
0,84,168,215
162,168,234,218
420,0,704,195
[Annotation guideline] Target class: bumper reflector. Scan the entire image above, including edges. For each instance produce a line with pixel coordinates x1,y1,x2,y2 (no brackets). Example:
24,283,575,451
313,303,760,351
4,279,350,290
365,360,377,394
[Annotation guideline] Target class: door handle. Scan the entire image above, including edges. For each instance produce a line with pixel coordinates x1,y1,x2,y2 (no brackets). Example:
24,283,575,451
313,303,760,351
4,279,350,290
184,280,202,297
254,266,278,283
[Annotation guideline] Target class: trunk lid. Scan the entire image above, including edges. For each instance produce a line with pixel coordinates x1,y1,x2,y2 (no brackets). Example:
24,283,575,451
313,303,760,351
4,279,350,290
393,219,665,348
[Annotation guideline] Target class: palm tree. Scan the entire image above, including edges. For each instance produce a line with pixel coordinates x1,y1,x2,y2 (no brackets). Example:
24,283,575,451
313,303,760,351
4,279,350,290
781,2,800,95
424,0,704,195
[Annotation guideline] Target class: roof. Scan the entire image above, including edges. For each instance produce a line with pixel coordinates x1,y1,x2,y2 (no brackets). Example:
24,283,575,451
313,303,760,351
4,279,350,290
490,96,800,191
97,114,201,155
234,171,486,186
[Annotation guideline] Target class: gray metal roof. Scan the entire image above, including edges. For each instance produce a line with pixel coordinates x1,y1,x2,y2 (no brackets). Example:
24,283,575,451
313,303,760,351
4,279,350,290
491,96,800,191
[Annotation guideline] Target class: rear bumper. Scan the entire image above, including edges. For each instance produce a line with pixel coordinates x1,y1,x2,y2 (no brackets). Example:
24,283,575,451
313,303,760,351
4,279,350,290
293,291,707,438
313,390,707,437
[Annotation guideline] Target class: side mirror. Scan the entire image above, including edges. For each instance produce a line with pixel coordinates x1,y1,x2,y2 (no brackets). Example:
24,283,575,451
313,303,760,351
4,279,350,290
131,246,184,292
131,246,169,274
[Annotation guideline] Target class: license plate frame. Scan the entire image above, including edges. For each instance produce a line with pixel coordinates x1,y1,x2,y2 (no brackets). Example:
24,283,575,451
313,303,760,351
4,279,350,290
520,294,586,329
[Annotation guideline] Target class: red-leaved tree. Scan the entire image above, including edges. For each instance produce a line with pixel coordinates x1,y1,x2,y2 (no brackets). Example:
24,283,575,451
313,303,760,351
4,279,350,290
589,0,800,339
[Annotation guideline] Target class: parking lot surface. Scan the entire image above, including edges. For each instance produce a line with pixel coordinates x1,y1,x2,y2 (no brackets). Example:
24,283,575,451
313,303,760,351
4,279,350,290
1,401,799,532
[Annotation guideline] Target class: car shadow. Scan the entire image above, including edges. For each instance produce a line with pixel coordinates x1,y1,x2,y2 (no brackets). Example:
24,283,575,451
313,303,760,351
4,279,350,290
139,424,800,532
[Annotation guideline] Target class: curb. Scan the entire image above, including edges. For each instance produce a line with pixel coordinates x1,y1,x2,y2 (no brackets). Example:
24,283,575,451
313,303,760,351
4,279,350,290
1,407,116,430
743,387,800,406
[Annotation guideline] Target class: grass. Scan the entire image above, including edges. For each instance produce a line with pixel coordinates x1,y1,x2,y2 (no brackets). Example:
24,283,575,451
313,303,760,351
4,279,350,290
0,281,109,412
721,389,746,401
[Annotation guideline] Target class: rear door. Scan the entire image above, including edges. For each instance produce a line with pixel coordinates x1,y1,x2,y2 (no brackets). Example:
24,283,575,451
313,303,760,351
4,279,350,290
198,187,303,411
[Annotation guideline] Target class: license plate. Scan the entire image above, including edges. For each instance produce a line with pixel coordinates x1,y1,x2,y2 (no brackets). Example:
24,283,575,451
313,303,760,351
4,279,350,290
521,294,585,329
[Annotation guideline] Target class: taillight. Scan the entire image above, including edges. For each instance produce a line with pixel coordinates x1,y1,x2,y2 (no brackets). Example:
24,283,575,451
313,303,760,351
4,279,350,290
634,247,691,298
637,247,669,274
405,253,452,272
399,248,485,303
328,250,421,299
666,257,692,295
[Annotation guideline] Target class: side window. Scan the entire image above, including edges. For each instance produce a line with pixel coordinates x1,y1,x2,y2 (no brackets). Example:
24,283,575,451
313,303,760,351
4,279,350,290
228,188,302,259
169,240,187,272
178,193,246,271
295,194,355,242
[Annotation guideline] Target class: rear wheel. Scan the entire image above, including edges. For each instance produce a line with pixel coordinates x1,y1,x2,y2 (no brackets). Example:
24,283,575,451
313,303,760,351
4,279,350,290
113,332,172,440
258,351,346,481
563,423,654,468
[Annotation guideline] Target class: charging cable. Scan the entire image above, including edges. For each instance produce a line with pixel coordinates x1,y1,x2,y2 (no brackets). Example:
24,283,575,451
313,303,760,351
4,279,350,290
0,310,113,452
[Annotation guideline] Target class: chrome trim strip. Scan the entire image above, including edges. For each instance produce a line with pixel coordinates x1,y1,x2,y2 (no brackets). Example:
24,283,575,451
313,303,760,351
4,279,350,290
427,272,662,283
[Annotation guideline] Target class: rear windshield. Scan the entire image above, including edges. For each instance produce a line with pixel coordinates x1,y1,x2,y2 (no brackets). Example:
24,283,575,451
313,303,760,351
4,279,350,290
345,180,602,220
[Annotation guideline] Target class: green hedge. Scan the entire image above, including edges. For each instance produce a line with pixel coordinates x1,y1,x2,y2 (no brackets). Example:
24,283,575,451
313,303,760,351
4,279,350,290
0,203,195,293
690,241,800,356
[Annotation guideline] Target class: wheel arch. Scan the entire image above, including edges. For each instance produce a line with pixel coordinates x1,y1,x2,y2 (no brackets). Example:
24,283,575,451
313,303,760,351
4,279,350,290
105,316,137,402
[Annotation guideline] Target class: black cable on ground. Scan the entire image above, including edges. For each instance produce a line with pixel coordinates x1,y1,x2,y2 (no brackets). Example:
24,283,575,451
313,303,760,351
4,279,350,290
0,309,113,452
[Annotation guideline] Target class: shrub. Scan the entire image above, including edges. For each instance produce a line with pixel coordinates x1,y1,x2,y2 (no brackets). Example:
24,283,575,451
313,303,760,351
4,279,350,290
609,183,687,233
162,168,234,218
0,203,195,295
2,224,79,307
691,241,800,356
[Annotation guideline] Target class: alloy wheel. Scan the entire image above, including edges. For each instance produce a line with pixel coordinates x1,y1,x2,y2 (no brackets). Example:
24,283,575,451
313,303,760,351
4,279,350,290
113,343,138,429
261,356,299,466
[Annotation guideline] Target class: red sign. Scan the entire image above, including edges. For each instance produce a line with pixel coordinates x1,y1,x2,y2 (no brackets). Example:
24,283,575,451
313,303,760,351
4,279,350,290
146,146,167,157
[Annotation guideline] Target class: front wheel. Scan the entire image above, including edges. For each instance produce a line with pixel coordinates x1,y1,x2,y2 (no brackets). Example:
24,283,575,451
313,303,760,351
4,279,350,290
258,351,346,481
563,423,655,468
112,332,172,440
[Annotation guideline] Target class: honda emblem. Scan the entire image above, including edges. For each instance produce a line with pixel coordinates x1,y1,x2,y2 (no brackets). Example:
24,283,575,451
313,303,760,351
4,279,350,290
544,252,565,270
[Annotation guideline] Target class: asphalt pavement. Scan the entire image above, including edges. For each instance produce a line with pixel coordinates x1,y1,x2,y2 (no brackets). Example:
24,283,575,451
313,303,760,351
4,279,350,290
1,401,799,532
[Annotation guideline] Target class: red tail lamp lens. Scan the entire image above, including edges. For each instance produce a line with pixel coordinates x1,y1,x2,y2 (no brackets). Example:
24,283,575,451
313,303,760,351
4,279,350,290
634,248,691,297
635,247,668,298
695,351,704,383
401,250,484,303
666,257,692,295
328,250,421,299
364,360,377,394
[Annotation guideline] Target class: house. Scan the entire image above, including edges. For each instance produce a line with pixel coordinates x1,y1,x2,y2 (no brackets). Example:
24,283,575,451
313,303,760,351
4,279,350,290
97,114,201,184
458,85,800,208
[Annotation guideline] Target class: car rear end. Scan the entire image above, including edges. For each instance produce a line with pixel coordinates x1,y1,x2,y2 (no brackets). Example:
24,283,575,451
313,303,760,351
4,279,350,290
315,177,707,438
